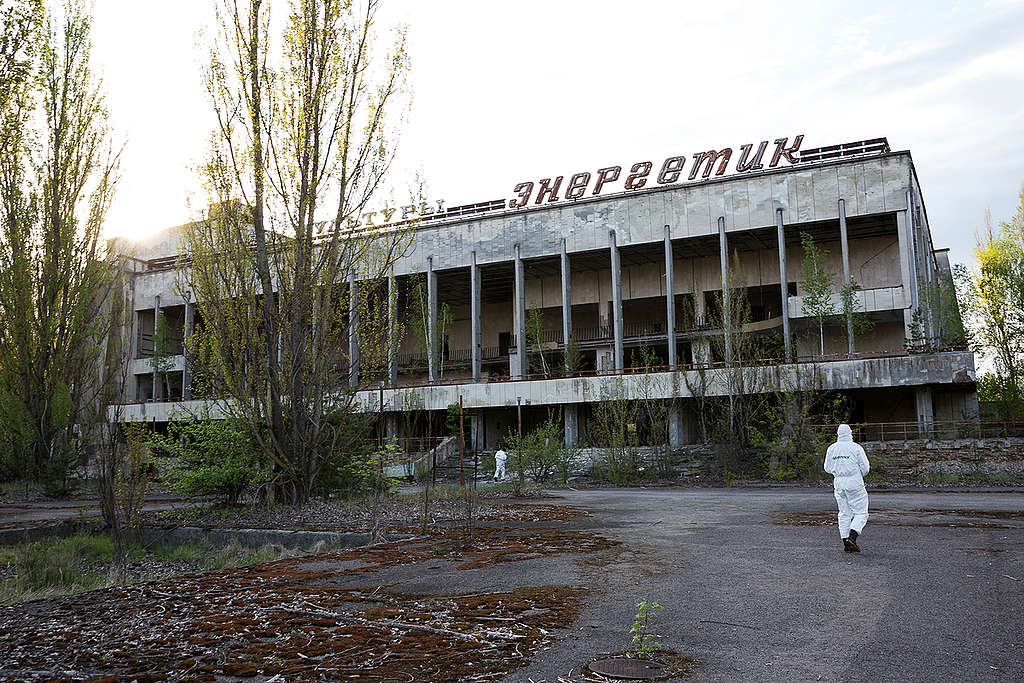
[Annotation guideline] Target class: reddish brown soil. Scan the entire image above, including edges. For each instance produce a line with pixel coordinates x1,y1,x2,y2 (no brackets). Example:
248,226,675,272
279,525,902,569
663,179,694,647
0,518,618,681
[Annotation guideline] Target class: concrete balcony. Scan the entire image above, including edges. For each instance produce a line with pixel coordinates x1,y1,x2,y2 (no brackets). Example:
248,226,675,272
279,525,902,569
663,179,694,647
787,285,905,319
111,350,975,422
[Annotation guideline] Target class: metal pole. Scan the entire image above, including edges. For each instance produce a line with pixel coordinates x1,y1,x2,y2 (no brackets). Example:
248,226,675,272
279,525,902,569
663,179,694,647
517,396,523,490
459,395,465,488
378,382,384,450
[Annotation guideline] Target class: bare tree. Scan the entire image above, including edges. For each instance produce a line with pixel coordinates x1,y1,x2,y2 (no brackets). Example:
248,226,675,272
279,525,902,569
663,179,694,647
183,0,412,503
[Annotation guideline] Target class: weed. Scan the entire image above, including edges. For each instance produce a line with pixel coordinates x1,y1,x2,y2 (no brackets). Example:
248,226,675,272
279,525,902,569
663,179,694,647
630,598,662,658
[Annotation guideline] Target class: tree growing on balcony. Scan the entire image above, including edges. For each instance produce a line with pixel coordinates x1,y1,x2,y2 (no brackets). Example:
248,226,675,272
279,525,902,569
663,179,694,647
800,232,836,356
0,2,124,487
150,313,175,399
526,305,550,376
182,0,412,504
406,273,450,378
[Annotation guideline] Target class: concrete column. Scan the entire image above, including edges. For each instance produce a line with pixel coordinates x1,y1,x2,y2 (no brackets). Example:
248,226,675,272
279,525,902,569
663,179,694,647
915,386,934,438
470,252,482,380
668,401,683,447
609,230,624,371
427,257,438,381
776,208,791,361
469,413,484,452
560,239,573,369
348,273,360,387
152,295,160,400
513,245,526,378
563,404,579,446
718,217,731,365
906,190,920,312
387,269,398,386
839,199,855,356
182,300,194,399
664,225,677,367
896,207,915,337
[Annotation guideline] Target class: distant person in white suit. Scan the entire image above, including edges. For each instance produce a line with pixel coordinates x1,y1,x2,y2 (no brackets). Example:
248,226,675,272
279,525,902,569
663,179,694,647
824,424,871,552
493,449,507,481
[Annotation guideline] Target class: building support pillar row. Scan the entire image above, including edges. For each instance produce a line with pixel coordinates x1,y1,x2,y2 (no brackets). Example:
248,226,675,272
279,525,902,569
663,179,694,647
718,217,732,365
916,386,934,438
664,225,677,367
610,230,624,371
470,252,482,380
427,257,439,382
776,208,792,362
387,269,398,386
839,198,855,356
560,239,573,371
514,245,527,378
564,404,579,447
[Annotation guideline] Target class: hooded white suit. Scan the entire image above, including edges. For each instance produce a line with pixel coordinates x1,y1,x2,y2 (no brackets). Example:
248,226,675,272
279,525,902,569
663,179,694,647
824,424,870,538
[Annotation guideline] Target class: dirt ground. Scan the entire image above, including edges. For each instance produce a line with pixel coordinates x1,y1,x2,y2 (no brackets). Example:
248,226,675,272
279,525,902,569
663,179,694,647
1,488,1023,682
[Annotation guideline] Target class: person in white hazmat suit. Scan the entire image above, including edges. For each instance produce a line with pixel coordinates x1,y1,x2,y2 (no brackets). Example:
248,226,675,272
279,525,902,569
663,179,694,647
493,449,508,481
824,424,870,552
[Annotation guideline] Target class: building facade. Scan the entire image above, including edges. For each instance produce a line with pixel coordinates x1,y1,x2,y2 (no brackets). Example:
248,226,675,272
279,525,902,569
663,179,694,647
111,137,978,450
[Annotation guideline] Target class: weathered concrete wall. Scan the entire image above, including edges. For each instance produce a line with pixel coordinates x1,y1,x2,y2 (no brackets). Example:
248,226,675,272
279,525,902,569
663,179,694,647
407,154,913,276
864,438,1024,479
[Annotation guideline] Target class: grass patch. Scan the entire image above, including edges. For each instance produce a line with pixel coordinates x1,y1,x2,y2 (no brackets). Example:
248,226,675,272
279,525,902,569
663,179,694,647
1,533,328,606
0,533,115,603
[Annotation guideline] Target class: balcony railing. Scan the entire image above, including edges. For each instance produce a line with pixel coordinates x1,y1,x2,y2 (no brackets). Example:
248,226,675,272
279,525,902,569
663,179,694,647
813,420,1024,442
137,332,184,358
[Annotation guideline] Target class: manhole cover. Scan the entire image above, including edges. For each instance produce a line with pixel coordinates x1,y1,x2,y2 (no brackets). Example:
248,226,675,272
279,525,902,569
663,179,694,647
588,657,665,680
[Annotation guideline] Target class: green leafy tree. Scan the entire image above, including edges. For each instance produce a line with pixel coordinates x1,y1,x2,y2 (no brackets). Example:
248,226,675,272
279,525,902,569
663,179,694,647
800,232,836,356
526,305,550,375
406,272,450,376
961,196,1024,419
0,2,123,485
564,334,582,377
840,279,873,353
150,313,176,399
182,0,412,503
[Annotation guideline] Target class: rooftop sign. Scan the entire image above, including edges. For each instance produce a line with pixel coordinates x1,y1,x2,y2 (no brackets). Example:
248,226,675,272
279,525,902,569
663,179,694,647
507,135,805,209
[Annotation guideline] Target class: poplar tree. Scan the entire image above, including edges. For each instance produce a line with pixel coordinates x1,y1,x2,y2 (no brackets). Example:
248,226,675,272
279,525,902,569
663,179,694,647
183,0,412,503
0,2,123,485
963,195,1024,419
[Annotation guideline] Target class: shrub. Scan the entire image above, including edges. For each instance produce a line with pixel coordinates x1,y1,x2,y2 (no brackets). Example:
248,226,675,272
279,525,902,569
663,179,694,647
150,418,271,504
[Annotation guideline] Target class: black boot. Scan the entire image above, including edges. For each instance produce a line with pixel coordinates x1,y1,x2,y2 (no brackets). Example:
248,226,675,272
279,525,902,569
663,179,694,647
843,537,855,552
848,529,861,552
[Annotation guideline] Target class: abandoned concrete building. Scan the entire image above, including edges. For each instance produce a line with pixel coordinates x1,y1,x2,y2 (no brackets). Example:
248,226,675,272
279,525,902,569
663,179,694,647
111,137,978,449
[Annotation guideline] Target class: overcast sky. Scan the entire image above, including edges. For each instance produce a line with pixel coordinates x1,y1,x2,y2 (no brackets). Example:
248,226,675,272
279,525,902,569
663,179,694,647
92,0,1024,268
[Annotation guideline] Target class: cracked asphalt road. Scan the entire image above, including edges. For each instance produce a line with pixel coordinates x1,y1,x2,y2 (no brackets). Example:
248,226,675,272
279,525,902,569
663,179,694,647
510,487,1024,682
